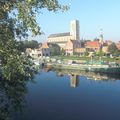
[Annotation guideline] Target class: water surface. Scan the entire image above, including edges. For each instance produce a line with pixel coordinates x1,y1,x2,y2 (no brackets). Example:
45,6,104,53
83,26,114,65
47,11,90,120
2,69,120,120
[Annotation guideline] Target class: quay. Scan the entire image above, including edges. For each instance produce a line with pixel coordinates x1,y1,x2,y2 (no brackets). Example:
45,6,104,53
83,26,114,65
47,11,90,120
45,63,120,74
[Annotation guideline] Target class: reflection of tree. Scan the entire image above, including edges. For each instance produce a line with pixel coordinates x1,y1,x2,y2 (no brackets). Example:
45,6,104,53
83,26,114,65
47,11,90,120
0,78,28,120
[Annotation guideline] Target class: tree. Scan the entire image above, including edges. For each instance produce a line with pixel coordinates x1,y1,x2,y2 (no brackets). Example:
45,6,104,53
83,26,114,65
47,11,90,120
108,43,119,56
60,48,65,56
0,73,28,120
49,43,60,56
0,0,69,80
17,40,39,52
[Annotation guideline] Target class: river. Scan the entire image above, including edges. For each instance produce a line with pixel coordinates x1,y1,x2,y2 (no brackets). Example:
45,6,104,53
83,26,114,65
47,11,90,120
1,68,120,120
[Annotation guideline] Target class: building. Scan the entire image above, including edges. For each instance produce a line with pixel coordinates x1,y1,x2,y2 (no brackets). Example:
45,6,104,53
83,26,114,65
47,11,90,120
40,43,50,57
70,20,80,40
26,48,32,56
66,39,80,55
48,20,80,49
29,49,42,59
102,46,109,53
27,43,50,59
116,42,120,51
85,41,100,52
74,48,86,56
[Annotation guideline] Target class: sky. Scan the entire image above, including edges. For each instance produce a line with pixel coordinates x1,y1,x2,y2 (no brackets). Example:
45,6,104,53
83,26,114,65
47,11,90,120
31,0,120,43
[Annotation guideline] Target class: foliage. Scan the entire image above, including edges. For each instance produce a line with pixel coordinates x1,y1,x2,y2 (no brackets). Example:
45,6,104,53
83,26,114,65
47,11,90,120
60,48,65,56
0,0,68,80
17,40,39,52
84,51,89,57
0,75,29,120
108,43,119,55
95,49,104,57
49,43,60,56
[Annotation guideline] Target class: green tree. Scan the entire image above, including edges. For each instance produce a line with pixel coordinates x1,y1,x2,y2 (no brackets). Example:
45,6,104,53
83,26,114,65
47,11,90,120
49,43,60,56
0,0,68,80
60,48,65,56
0,75,28,120
17,40,39,52
108,43,119,56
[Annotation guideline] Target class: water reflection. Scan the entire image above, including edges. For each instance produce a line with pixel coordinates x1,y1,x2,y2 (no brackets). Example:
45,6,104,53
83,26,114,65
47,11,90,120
0,78,29,120
42,67,120,88
69,74,79,88
54,68,120,80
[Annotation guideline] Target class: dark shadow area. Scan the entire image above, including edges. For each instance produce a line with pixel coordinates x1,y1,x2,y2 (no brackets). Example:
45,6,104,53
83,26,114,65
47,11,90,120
0,78,29,120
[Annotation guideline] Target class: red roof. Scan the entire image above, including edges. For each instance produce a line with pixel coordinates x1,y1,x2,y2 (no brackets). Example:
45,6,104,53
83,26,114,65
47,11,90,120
86,41,100,48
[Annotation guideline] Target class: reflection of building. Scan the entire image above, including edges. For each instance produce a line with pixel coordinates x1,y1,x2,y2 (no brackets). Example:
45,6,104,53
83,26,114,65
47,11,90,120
69,74,79,88
54,69,119,88
48,20,80,49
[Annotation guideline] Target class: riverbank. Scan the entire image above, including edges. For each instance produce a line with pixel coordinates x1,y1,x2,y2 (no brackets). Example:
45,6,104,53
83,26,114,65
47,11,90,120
45,63,120,74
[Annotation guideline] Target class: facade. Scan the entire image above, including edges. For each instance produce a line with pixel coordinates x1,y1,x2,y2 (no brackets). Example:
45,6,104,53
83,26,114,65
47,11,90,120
27,43,50,59
70,20,80,40
48,20,80,49
102,46,109,53
65,39,80,55
26,48,32,56
40,43,50,57
74,48,86,56
116,42,120,51
29,49,42,59
85,41,100,52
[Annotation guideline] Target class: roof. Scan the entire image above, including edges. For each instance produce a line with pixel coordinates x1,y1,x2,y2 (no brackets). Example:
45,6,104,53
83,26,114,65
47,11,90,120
48,32,70,38
41,43,49,49
70,40,80,44
86,41,100,48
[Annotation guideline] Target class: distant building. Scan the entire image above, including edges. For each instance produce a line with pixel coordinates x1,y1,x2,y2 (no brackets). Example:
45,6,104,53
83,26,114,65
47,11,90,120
102,46,109,53
65,39,80,55
116,42,120,51
85,41,100,52
29,49,42,59
26,48,32,56
40,43,50,57
27,43,50,59
74,48,86,56
48,20,80,49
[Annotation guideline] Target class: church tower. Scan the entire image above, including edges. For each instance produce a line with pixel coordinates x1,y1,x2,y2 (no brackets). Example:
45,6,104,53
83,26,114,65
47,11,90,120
70,20,80,40
99,28,104,44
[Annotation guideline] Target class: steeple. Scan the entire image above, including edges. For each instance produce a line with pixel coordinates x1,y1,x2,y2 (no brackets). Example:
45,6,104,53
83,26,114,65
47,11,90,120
99,28,104,44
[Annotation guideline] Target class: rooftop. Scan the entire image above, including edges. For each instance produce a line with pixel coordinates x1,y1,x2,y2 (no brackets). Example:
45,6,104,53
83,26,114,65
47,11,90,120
41,43,49,49
48,32,70,38
86,41,100,48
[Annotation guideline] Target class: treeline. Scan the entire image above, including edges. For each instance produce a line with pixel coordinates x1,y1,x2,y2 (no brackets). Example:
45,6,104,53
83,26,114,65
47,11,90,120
17,40,40,52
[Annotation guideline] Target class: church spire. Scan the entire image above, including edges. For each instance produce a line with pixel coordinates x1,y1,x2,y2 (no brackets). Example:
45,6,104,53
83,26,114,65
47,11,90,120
99,28,104,44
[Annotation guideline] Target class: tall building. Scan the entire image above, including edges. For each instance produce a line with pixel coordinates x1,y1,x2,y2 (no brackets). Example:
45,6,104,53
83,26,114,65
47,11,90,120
99,29,104,44
70,20,80,40
47,20,80,49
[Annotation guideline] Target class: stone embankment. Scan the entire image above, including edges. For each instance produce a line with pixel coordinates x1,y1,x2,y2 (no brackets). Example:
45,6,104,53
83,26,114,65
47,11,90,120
45,63,120,74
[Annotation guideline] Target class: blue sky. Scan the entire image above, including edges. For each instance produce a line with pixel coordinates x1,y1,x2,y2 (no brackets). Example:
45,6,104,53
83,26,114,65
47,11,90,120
32,0,120,43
